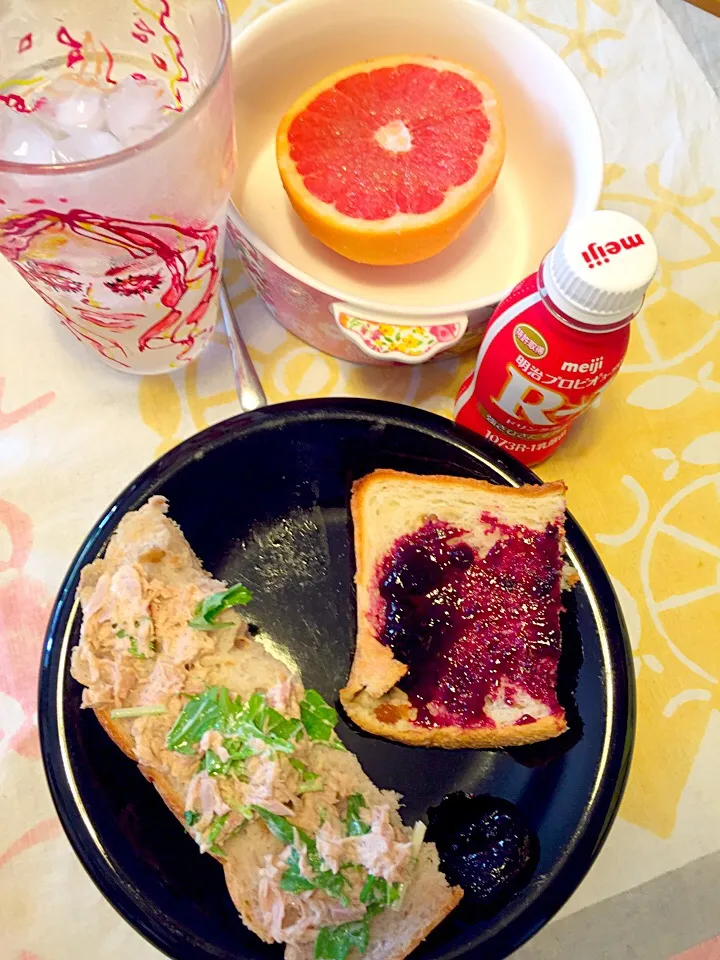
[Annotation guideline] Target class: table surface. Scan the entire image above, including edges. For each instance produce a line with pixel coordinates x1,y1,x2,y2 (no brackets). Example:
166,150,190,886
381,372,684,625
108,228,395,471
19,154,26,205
1,1,719,960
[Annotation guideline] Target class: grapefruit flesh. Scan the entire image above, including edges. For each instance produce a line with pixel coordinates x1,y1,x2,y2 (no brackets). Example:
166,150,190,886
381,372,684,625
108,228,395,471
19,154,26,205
276,55,505,266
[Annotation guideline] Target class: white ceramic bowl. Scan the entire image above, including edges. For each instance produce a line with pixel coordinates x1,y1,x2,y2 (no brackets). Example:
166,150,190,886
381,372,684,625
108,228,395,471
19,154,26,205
228,0,603,364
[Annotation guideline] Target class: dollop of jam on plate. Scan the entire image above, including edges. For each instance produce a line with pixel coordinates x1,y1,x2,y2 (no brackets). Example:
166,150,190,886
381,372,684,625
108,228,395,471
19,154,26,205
375,514,565,728
426,792,538,911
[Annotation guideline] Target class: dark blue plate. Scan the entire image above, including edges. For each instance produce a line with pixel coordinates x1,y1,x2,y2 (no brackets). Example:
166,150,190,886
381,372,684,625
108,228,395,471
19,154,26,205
39,399,634,960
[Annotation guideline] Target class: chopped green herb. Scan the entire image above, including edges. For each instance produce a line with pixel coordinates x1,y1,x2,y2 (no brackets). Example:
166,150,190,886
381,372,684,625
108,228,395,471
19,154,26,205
359,876,401,916
229,732,276,759
128,636,146,659
280,871,317,894
168,684,306,778
166,687,222,753
223,696,300,756
300,689,340,743
109,704,167,719
312,874,399,957
252,806,296,846
410,820,426,859
298,776,323,795
117,626,155,659
204,812,229,856
345,794,371,837
252,808,318,854
218,685,232,717
207,812,229,842
201,747,234,777
289,757,322,793
282,845,350,904
188,582,253,631
244,691,265,724
227,822,248,842
314,869,351,905
234,722,296,756
184,810,200,827
313,877,399,957
266,707,304,742
315,919,369,960
254,808,350,905
279,846,316,894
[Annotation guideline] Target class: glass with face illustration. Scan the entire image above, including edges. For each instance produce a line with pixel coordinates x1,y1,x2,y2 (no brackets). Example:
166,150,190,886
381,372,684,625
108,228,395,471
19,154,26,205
0,1,234,374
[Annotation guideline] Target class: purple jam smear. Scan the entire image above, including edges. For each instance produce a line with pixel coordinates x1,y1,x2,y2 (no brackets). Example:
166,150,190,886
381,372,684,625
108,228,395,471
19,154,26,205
375,513,564,728
426,792,538,911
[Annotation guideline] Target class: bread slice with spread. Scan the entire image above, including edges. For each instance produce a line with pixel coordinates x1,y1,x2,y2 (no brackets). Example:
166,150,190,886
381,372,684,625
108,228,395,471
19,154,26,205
70,496,461,960
340,470,575,748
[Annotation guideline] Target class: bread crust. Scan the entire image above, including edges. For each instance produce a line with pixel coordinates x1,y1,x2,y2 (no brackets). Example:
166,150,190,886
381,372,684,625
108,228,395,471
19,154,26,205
353,469,567,500
341,470,572,748
96,708,281,943
384,885,464,960
341,692,567,748
96,708,206,842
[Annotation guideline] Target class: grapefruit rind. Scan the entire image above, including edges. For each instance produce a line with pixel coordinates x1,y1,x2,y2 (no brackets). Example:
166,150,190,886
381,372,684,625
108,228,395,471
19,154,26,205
276,55,505,266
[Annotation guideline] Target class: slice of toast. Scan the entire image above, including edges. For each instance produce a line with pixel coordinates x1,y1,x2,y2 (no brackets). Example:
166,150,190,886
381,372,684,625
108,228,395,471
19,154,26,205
70,496,461,959
340,470,574,748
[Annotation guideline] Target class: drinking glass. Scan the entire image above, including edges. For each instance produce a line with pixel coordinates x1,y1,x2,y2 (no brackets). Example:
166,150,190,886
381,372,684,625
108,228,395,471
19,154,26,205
0,0,235,375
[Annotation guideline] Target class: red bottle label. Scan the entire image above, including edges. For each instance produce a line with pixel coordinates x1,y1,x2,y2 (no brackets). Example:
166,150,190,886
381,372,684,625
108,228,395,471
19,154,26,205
455,273,630,466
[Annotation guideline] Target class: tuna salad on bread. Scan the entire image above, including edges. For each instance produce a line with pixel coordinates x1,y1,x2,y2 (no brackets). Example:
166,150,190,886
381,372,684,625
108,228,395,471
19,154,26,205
70,496,461,960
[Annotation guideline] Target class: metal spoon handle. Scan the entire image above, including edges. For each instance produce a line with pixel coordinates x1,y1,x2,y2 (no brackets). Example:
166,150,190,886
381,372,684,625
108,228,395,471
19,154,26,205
219,282,267,412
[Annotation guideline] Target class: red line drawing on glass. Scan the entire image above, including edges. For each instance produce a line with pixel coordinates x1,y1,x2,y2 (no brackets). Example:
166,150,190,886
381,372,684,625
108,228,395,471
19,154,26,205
0,208,220,369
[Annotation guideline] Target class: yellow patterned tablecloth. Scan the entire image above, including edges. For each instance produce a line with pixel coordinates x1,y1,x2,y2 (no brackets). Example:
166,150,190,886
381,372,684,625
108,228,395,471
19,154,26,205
1,1,719,959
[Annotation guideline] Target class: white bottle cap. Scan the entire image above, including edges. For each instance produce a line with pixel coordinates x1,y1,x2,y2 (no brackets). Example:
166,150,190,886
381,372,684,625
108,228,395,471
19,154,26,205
543,210,658,327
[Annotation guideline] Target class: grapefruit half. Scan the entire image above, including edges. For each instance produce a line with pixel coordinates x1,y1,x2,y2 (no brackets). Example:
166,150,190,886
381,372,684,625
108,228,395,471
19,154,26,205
276,55,505,266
